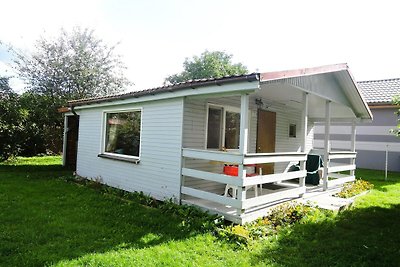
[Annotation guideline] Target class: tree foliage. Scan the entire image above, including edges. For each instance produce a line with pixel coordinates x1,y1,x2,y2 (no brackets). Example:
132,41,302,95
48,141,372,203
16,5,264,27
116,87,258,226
0,77,24,160
0,76,13,96
392,96,400,136
164,50,248,84
0,28,131,160
11,27,130,100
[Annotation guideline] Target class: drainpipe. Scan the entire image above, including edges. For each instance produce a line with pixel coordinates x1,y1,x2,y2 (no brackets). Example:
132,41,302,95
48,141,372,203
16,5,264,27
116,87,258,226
70,104,78,117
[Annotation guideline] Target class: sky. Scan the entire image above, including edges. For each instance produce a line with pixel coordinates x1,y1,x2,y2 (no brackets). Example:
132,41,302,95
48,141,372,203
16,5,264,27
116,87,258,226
1,0,400,93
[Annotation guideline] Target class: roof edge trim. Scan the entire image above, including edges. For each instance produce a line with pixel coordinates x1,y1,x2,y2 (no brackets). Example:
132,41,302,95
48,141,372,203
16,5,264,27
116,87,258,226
260,63,348,82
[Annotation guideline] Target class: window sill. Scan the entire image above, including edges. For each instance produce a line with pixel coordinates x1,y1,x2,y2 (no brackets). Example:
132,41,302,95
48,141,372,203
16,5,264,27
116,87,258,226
98,153,140,164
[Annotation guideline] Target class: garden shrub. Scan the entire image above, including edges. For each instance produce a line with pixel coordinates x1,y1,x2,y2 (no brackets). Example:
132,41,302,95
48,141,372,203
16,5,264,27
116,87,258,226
217,203,317,245
217,224,251,246
336,179,373,198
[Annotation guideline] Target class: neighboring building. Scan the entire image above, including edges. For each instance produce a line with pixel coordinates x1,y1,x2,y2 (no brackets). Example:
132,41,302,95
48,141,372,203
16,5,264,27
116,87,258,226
62,63,372,223
314,78,400,172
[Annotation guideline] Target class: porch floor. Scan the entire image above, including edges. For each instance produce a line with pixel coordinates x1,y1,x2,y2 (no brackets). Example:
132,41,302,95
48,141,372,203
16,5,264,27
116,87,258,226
181,182,353,224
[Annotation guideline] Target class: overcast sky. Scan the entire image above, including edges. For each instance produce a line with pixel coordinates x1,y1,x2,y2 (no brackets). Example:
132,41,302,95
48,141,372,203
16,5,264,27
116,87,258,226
1,0,399,93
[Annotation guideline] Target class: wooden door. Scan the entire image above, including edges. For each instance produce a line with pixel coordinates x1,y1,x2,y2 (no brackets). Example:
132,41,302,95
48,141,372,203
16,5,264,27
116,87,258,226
256,110,276,174
65,116,79,170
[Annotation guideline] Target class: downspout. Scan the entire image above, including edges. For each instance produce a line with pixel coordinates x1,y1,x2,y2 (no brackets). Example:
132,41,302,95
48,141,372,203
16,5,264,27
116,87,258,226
63,104,79,168
70,104,79,117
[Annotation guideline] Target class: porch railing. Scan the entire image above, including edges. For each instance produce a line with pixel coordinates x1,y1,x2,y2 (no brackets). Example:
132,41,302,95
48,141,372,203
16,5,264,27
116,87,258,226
325,151,356,188
181,148,307,215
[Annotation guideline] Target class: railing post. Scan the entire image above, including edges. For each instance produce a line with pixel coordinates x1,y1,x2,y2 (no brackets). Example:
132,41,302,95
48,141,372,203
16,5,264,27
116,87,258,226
350,120,356,177
179,153,186,204
300,92,308,192
323,100,331,191
236,164,246,215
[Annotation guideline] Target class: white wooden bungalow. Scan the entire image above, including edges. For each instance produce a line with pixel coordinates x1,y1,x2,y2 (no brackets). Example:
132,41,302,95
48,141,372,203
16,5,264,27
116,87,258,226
62,63,372,224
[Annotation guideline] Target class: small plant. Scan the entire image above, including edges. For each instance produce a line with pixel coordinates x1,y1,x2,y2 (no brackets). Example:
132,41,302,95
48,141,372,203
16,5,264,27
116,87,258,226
336,179,374,198
217,224,251,246
217,203,316,245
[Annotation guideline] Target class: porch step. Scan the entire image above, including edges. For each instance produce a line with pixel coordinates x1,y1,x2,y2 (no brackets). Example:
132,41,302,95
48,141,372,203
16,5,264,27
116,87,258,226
298,194,354,211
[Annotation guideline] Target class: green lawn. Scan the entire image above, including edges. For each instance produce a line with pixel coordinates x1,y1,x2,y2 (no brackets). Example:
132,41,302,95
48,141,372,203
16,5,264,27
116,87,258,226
1,157,399,266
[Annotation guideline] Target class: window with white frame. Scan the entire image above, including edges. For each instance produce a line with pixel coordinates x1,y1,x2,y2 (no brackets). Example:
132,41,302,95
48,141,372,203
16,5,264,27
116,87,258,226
104,110,141,158
206,105,241,150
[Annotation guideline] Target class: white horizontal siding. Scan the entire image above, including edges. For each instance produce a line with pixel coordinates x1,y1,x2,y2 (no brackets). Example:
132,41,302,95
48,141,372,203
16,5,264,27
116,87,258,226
315,125,394,136
76,98,184,201
314,140,400,152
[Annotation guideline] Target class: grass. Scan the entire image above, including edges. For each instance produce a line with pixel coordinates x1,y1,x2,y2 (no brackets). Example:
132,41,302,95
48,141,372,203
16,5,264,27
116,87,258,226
1,157,399,266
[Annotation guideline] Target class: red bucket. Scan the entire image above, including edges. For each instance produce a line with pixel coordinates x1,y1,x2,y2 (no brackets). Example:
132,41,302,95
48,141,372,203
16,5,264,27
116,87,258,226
223,165,238,176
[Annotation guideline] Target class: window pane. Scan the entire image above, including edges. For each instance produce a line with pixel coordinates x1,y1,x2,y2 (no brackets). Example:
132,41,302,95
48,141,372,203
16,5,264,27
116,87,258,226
105,111,141,157
225,111,240,149
207,107,222,149
289,124,296,138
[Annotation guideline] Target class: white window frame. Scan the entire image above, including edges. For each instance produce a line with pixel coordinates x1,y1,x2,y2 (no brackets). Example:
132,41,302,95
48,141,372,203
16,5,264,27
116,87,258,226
205,103,242,151
101,108,143,160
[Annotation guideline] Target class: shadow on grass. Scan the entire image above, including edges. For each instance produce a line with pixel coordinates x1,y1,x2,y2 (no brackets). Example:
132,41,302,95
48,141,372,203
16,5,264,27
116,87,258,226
252,204,400,267
0,164,211,266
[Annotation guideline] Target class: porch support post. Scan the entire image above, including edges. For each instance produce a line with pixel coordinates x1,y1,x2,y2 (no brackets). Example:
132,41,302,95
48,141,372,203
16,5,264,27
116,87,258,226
237,93,249,215
239,93,249,155
300,92,309,190
350,120,356,177
323,100,331,191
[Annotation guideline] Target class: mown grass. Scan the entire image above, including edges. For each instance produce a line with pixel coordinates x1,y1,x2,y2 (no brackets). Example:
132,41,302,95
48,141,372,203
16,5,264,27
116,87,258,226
1,157,399,266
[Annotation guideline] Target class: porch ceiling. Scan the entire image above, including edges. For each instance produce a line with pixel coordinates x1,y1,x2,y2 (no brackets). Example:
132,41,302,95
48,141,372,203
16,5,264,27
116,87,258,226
257,66,372,122
256,82,356,121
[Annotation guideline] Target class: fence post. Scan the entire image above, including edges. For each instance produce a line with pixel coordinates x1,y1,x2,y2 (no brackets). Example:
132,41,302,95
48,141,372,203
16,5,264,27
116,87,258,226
385,144,388,181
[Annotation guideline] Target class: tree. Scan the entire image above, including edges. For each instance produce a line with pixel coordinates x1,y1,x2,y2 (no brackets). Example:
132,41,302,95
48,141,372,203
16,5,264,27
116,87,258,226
0,77,24,160
7,27,131,155
392,96,400,136
11,27,130,100
0,76,13,97
164,50,248,84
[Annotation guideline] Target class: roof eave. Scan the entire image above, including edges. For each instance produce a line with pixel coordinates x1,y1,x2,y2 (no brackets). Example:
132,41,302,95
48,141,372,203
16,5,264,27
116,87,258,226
68,73,260,107
260,63,349,82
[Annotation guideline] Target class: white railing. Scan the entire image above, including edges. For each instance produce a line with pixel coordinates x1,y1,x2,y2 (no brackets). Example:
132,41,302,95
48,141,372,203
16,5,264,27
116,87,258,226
181,148,307,213
326,151,356,188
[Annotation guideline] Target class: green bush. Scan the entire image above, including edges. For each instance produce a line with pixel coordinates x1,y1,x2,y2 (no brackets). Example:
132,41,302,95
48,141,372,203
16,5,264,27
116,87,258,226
336,179,374,198
217,203,316,245
217,224,251,246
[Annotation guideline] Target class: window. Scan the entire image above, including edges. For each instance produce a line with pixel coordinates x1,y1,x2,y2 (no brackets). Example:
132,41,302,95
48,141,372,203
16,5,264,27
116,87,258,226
207,107,223,149
104,110,141,158
206,105,241,150
225,111,240,149
289,123,297,138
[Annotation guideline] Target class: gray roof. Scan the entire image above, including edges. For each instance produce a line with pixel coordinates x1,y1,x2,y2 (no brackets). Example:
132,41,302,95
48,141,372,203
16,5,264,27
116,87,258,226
68,73,259,106
357,78,400,105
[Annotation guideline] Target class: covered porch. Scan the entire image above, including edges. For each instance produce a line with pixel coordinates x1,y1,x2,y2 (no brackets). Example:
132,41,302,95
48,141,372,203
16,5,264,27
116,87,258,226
179,64,372,224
